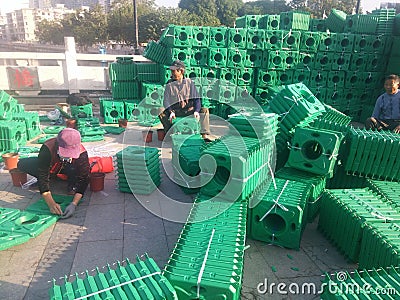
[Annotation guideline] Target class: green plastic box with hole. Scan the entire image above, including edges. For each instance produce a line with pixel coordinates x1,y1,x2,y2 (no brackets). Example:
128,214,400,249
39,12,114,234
208,48,228,68
299,32,321,53
171,117,200,134
313,51,334,70
236,68,254,86
287,127,344,177
159,25,193,48
190,48,208,66
281,30,301,50
227,28,247,49
12,112,41,140
199,136,273,200
265,50,286,70
249,178,309,249
297,52,315,69
246,29,265,49
102,100,125,124
244,49,263,68
191,26,210,47
235,15,260,29
209,26,228,48
219,67,237,85
171,47,191,67
227,49,246,68
259,14,280,30
265,30,283,50
275,70,294,86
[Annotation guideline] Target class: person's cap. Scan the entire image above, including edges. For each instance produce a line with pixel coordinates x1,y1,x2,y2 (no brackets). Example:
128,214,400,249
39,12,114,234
169,60,185,70
57,128,81,159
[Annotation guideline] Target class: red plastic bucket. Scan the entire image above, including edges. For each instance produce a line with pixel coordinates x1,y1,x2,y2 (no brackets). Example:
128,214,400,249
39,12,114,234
9,168,27,186
90,172,105,192
118,119,128,128
2,152,19,170
157,129,166,141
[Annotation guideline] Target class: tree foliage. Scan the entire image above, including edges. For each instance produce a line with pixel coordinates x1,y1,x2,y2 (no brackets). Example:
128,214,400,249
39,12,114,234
36,19,64,44
289,0,357,18
238,0,289,16
35,0,362,46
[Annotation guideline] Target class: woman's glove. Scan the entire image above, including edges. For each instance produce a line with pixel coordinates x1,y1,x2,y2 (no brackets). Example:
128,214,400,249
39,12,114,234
61,202,76,219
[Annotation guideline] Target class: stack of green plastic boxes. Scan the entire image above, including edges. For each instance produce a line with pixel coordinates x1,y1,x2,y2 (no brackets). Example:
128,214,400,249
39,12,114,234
344,128,400,181
50,254,177,299
171,134,205,194
142,8,397,123
164,194,247,299
76,117,105,142
0,90,41,154
115,146,161,195
276,167,326,223
318,189,400,263
199,135,275,201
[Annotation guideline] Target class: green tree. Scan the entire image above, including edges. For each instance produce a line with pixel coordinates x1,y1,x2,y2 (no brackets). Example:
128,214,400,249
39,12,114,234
35,19,64,44
288,0,358,18
238,0,289,16
60,6,108,49
107,0,134,44
215,0,243,26
178,0,220,25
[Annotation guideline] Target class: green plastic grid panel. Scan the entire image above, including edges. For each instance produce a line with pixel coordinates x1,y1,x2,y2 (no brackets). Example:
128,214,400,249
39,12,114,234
50,255,177,300
0,95,18,120
325,8,347,33
111,80,140,99
135,62,162,82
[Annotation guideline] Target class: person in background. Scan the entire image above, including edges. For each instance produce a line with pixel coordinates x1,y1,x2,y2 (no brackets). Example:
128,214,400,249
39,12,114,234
365,74,400,133
17,128,90,218
158,60,213,141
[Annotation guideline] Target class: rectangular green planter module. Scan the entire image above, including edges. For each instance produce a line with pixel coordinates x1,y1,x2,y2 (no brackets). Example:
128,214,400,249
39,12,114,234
192,26,210,47
287,127,344,177
209,26,228,48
